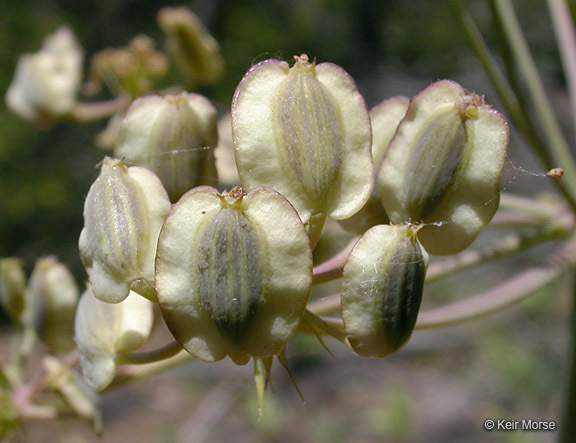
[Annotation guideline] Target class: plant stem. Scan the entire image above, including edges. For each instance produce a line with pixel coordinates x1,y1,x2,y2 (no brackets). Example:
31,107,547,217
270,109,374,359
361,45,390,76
452,0,556,171
116,340,183,365
111,351,193,387
499,193,567,221
69,95,129,123
427,228,568,283
492,0,576,210
312,237,358,285
416,265,566,329
309,223,571,316
309,236,576,331
548,0,576,144
560,273,576,442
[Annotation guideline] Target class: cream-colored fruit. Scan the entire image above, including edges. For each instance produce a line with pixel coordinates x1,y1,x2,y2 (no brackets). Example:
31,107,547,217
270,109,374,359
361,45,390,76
115,92,219,202
232,55,373,224
75,288,153,391
79,157,171,303
378,80,509,255
156,186,312,363
342,225,427,358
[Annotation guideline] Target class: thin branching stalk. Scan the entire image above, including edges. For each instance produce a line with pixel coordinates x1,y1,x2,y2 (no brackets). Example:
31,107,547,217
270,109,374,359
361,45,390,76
69,95,129,123
427,229,569,283
303,255,569,334
111,351,193,388
309,216,572,317
312,236,358,285
451,0,556,171
116,340,183,365
560,275,576,442
548,0,576,144
491,0,576,209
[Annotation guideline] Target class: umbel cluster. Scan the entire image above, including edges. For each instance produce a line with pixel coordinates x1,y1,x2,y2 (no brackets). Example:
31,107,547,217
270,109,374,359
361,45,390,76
76,56,508,391
1,10,508,399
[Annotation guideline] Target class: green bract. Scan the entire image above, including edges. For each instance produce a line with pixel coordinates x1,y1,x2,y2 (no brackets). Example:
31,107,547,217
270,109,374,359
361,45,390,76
231,55,373,225
115,92,219,202
156,186,312,365
79,157,171,303
378,80,509,255
75,288,153,391
342,225,427,358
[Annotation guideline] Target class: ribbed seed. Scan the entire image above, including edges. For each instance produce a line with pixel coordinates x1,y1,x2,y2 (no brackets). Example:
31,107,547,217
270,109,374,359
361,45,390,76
87,164,146,275
380,237,425,350
274,61,343,204
149,97,205,201
404,108,466,221
198,207,262,341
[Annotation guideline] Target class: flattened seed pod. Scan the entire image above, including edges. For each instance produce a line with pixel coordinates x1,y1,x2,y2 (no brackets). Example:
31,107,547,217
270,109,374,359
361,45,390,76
232,55,373,224
338,97,409,234
378,81,509,255
115,92,219,202
370,96,410,172
79,157,171,303
26,257,78,352
75,288,153,391
342,225,427,358
156,186,312,364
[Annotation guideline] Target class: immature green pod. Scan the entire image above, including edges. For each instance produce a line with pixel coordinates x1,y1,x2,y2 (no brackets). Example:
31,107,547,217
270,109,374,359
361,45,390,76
156,186,312,365
378,81,509,255
232,55,373,225
342,225,427,358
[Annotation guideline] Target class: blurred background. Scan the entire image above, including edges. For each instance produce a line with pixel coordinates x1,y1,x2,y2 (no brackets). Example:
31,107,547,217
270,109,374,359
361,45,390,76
0,0,571,441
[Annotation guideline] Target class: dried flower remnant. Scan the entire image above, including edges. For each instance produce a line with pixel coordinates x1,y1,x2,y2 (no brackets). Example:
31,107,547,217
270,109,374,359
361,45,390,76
25,257,78,352
547,168,564,179
75,288,153,391
232,55,373,224
79,157,171,303
157,6,225,88
5,27,83,126
378,81,509,255
115,92,219,202
342,224,427,358
156,186,312,365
